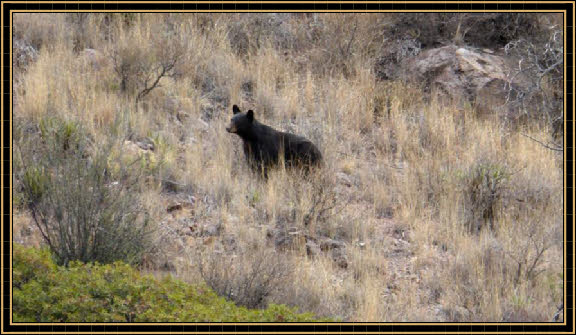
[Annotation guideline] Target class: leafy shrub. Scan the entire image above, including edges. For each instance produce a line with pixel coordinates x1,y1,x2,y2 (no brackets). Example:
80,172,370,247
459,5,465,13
13,245,329,322
17,116,151,266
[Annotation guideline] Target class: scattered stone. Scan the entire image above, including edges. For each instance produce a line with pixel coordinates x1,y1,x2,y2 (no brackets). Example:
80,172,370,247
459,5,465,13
267,228,306,251
123,140,147,156
161,179,186,193
135,138,155,151
319,238,345,251
441,305,471,322
20,226,32,237
222,234,237,252
160,260,176,272
201,223,222,237
336,172,353,187
306,240,320,258
273,230,292,250
167,202,183,213
332,247,348,269
287,226,299,233
202,236,215,246
176,111,190,123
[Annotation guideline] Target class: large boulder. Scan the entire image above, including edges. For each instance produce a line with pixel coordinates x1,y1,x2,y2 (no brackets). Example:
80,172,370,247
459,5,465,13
402,45,527,115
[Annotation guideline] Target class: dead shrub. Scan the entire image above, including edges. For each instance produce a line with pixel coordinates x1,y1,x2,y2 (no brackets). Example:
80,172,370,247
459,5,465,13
107,15,192,105
198,248,290,308
504,28,563,137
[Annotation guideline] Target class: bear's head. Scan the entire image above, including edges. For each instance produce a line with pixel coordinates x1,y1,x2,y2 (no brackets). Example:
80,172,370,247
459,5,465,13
226,105,254,137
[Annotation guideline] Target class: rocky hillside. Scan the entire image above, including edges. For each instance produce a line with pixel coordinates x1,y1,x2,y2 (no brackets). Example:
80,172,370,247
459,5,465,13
13,13,563,322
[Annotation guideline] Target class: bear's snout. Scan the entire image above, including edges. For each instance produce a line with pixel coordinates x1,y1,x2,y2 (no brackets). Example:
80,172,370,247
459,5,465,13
226,124,237,133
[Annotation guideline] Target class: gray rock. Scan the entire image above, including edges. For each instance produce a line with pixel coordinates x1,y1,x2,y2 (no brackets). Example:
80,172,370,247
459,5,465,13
167,202,183,213
20,226,32,237
201,223,222,237
319,238,345,251
402,45,528,115
332,247,348,269
336,172,353,187
306,240,320,258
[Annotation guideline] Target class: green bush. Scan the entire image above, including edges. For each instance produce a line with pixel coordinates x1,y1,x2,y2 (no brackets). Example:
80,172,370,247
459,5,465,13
17,116,151,266
13,245,330,322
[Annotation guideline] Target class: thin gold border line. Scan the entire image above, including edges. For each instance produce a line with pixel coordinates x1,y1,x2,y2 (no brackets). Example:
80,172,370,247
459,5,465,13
2,332,576,335
1,1,4,331
8,9,569,13
4,5,573,332
8,6,12,327
0,0,568,3
563,5,576,331
7,322,563,326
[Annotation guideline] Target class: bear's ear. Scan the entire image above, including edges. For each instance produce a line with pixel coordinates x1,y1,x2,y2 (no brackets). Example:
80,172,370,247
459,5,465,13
246,110,254,122
233,105,241,114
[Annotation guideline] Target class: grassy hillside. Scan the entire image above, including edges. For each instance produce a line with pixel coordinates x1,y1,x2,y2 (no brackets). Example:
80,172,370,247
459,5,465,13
12,13,563,322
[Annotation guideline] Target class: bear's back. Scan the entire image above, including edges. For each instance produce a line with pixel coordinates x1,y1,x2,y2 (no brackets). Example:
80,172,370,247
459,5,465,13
281,132,323,167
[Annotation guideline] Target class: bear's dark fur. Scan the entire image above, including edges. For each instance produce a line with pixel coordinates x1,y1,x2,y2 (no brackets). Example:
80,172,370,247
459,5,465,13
226,105,323,176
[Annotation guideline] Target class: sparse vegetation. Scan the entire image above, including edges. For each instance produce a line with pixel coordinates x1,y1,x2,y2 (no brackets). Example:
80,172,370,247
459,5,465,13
12,13,563,322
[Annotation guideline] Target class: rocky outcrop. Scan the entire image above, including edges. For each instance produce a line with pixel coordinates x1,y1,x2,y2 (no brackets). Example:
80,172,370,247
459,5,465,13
402,45,527,115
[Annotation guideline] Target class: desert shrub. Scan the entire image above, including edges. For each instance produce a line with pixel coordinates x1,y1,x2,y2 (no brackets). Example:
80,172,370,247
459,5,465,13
198,248,290,309
107,14,193,104
275,169,339,229
504,214,562,286
460,160,511,233
16,116,152,266
13,245,328,322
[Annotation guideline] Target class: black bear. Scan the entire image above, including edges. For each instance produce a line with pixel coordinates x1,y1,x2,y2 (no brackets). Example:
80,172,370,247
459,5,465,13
226,105,323,176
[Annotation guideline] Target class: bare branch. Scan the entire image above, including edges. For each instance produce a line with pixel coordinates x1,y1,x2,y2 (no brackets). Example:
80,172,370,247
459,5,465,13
521,133,563,152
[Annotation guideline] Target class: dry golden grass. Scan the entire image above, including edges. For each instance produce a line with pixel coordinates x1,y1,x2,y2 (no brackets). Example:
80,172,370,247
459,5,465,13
12,13,563,322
